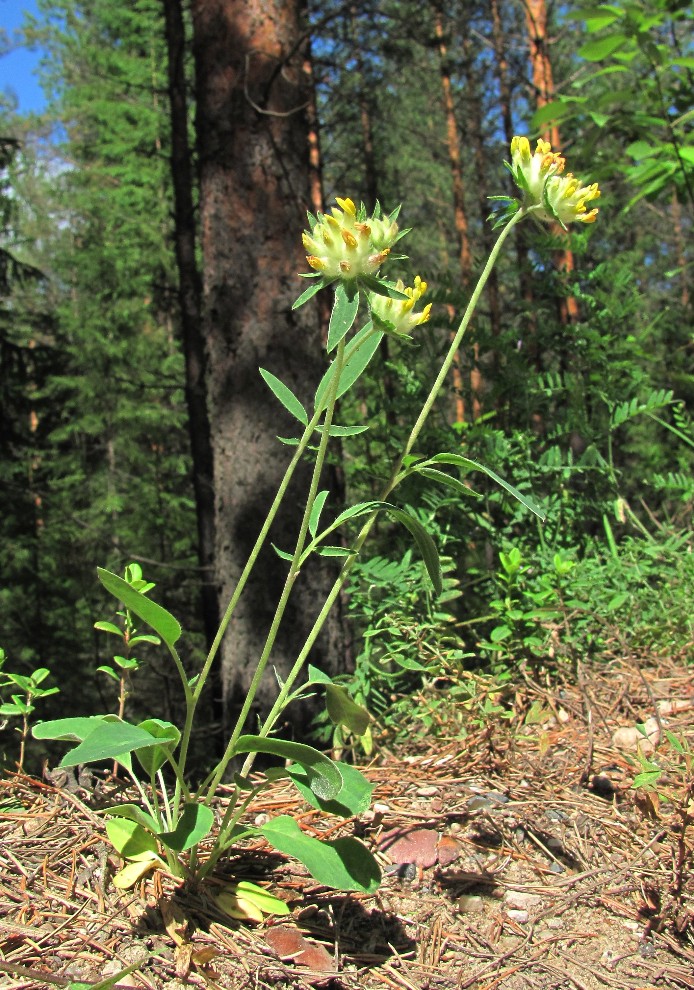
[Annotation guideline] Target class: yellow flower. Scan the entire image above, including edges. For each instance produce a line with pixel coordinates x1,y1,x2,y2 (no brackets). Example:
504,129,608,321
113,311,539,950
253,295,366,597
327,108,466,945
370,276,432,339
303,199,398,280
510,136,600,227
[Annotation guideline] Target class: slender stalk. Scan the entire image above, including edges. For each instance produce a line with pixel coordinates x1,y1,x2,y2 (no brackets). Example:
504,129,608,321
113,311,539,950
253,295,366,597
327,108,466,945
250,209,526,744
201,339,348,810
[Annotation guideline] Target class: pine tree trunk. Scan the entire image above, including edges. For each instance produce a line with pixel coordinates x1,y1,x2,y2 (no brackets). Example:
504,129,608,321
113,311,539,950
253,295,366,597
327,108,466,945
190,0,344,733
162,0,220,671
523,0,580,325
491,0,535,329
434,8,471,424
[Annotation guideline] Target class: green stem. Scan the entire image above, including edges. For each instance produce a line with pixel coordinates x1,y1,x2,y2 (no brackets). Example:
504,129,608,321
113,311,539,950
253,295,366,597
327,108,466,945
201,339,348,809
242,210,526,760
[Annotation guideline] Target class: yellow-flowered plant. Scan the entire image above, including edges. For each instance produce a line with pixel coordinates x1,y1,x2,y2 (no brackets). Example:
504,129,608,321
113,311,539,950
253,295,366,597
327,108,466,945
370,276,432,340
492,135,600,230
34,140,599,915
302,197,399,281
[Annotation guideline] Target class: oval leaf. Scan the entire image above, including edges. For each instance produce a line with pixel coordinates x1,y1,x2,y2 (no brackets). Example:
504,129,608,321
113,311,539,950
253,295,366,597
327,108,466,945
233,736,342,802
97,568,181,648
158,802,214,852
106,818,159,861
57,720,159,768
259,815,380,892
287,762,374,816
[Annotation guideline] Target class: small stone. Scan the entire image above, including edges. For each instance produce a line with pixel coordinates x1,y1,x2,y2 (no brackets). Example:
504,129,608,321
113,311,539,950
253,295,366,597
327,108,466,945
505,891,543,911
486,791,509,804
549,861,565,874
436,835,462,867
545,809,567,822
467,796,494,812
506,909,529,924
546,918,562,930
379,827,438,869
456,895,485,914
416,785,439,797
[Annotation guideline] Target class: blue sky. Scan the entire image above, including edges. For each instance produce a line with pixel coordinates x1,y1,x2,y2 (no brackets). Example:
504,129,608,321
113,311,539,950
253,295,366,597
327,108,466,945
0,0,46,113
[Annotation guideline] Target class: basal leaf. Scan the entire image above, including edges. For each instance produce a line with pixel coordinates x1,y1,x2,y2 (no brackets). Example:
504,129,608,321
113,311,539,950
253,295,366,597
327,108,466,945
158,802,214,851
57,720,159,768
259,815,380,892
234,736,342,801
106,818,159,861
287,763,374,817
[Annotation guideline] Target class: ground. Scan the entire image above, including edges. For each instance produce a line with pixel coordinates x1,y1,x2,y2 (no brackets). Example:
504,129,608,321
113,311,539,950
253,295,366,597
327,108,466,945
1,654,692,990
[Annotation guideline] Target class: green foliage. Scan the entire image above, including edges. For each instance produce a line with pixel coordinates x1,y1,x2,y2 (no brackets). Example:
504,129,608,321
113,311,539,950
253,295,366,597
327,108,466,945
0,647,59,770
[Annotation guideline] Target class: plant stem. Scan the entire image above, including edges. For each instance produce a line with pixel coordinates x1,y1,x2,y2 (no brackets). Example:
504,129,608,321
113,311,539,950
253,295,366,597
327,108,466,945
200,339,348,812
245,210,526,754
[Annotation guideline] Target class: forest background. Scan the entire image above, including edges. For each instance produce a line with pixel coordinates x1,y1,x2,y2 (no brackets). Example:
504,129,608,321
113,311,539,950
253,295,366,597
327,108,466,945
0,0,692,773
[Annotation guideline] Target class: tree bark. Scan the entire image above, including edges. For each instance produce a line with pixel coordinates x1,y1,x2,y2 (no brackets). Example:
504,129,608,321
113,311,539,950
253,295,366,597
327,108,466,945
162,0,220,670
190,0,344,731
491,0,536,329
434,7,471,424
523,0,580,325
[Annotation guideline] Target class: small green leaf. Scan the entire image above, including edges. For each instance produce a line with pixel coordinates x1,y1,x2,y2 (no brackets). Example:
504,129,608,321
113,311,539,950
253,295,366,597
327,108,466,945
94,621,123,637
578,33,627,61
385,506,443,597
632,770,661,790
309,490,330,537
317,545,355,557
158,802,214,851
259,816,380,892
314,322,383,409
315,424,369,437
292,276,330,310
259,369,308,425
97,568,181,648
327,282,360,352
234,736,342,801
325,684,371,735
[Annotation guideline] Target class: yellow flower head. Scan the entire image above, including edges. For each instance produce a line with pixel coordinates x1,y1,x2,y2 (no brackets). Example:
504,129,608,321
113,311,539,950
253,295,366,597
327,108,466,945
370,276,432,339
510,136,600,227
303,198,399,280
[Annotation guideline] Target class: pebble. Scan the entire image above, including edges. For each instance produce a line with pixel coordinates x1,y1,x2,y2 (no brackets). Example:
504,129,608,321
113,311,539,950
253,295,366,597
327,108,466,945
506,909,529,924
546,918,562,930
505,891,543,911
467,792,508,812
549,861,565,874
456,895,485,914
416,785,439,797
545,809,567,822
